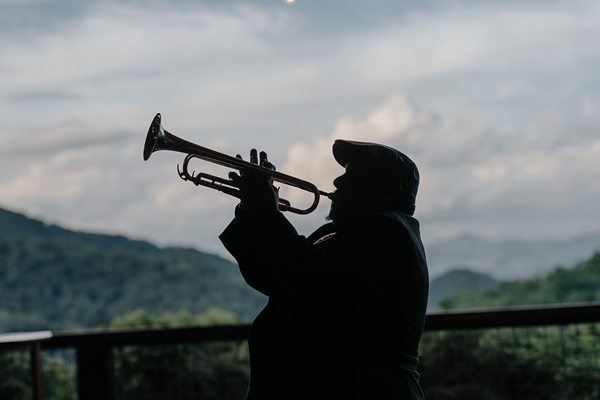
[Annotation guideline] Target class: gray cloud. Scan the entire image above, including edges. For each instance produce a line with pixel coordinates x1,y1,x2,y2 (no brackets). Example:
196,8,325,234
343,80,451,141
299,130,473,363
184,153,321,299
282,93,600,244
8,89,82,104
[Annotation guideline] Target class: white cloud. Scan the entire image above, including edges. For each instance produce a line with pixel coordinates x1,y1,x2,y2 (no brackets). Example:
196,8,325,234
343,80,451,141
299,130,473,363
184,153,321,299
281,94,491,197
581,97,600,117
282,93,600,243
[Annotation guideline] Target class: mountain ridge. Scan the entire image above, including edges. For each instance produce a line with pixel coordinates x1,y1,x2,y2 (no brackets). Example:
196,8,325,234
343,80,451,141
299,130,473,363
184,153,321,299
426,231,600,280
6,205,600,281
428,268,500,311
2,205,599,332
0,206,162,254
0,206,266,332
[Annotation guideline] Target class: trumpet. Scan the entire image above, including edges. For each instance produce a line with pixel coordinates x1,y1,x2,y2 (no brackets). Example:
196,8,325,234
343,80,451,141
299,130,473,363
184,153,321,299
143,113,332,214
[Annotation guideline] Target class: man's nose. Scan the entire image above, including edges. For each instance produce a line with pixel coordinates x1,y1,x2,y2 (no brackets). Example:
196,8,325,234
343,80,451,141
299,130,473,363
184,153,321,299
333,174,345,188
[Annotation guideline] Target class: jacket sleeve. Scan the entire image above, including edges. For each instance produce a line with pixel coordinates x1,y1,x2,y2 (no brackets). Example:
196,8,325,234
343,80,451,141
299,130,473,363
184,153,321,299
219,206,343,302
219,206,300,296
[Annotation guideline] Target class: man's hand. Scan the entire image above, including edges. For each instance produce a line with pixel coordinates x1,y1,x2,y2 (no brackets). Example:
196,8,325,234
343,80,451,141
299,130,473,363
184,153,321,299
230,149,280,218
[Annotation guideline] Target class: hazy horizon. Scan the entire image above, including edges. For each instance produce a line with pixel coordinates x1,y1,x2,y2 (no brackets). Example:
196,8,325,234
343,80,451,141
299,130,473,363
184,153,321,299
4,202,599,281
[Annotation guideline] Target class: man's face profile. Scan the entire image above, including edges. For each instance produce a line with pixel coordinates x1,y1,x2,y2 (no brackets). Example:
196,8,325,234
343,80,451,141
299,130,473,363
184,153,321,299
328,162,385,225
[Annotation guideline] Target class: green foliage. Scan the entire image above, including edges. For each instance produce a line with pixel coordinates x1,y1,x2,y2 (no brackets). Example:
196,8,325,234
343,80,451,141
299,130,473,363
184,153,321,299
419,324,600,400
113,340,249,400
422,254,600,399
108,310,249,400
3,207,600,398
1,350,76,400
0,208,266,332
0,351,32,400
2,309,250,400
107,308,242,329
0,207,259,398
444,253,600,309
429,269,500,311
43,357,77,400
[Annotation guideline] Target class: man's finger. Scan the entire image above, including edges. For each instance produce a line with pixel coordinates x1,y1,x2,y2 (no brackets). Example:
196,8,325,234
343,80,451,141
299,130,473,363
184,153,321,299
260,151,277,170
259,151,268,167
250,149,258,164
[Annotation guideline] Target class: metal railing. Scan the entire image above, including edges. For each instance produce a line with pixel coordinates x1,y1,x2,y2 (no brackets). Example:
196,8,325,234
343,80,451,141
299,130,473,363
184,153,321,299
1,302,599,400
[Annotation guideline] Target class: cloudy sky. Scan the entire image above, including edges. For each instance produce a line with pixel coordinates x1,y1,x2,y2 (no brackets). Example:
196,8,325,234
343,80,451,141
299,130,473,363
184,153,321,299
1,0,599,264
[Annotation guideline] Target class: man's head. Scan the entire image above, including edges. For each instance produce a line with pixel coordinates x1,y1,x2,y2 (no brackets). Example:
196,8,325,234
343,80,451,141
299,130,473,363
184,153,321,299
327,139,419,226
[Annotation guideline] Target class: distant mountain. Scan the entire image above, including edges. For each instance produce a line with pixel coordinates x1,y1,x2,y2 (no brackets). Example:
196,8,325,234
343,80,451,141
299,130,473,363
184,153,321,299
426,233,600,280
3,205,599,333
0,207,157,253
0,207,266,332
445,252,600,309
428,269,500,311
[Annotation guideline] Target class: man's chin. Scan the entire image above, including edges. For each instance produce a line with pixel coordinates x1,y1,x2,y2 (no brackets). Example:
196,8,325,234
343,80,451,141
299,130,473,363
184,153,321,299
326,208,335,222
327,201,340,220
327,204,347,226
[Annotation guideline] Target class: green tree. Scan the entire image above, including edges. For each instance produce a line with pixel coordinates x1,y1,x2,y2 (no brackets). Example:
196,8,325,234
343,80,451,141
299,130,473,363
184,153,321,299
0,351,31,400
443,253,600,309
419,323,600,400
43,357,77,400
109,309,250,400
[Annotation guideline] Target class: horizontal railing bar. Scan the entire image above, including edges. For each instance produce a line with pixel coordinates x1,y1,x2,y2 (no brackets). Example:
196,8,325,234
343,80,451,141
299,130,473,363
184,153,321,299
45,324,251,349
424,301,600,330
33,302,600,349
0,331,53,344
0,331,53,352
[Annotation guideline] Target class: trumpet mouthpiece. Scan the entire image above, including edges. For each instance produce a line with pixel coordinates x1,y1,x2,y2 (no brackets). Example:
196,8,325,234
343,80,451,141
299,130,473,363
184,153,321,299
319,190,333,199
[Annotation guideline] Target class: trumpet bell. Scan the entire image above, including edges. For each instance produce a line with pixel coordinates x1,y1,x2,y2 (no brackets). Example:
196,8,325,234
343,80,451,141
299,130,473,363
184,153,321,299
143,113,163,161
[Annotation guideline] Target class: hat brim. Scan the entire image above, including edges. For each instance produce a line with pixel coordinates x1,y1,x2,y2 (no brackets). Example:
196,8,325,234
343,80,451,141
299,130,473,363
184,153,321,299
333,140,375,167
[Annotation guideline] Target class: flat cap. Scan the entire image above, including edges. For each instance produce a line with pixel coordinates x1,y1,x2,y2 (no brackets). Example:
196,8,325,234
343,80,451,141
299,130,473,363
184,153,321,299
332,139,419,215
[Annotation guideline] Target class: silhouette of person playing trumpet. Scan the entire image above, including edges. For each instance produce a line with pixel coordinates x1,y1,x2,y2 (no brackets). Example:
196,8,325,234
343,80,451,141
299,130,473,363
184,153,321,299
220,140,429,400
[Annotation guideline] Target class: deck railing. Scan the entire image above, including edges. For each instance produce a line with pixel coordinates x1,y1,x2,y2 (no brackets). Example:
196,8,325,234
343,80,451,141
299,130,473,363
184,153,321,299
1,302,599,400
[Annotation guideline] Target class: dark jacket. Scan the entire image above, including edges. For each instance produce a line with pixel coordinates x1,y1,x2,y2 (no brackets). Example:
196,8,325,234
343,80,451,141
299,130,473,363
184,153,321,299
220,207,429,400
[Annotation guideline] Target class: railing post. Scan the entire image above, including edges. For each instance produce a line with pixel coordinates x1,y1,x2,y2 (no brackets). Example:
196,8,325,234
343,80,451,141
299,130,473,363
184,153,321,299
30,342,43,400
76,343,115,400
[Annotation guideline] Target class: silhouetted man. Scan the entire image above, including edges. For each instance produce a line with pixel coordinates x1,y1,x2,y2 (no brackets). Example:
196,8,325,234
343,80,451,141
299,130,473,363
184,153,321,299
220,140,429,399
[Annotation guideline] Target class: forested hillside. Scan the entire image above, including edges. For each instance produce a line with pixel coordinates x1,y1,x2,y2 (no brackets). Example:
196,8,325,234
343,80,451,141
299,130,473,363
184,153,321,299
428,269,500,311
2,207,600,400
443,252,600,309
2,205,599,333
0,207,266,332
426,232,600,279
